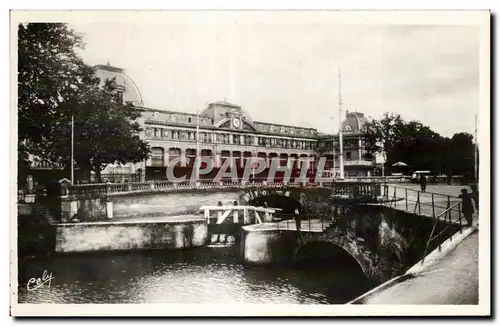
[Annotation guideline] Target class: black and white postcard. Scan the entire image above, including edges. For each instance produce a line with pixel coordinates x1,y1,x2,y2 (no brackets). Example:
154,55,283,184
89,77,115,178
10,10,491,317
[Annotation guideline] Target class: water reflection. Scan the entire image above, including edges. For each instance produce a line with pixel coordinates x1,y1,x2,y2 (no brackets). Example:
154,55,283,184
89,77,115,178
18,246,373,304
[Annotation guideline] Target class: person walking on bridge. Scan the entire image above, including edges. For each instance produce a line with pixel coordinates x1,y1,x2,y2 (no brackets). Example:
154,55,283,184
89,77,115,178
419,174,427,192
459,189,474,227
294,208,301,231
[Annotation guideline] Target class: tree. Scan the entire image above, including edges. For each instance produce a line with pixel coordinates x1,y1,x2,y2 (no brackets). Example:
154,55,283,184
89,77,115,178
72,78,150,182
18,23,86,181
18,23,150,183
362,113,453,175
449,132,475,180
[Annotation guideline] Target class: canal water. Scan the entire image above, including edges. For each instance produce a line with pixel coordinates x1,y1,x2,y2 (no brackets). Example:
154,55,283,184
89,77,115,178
17,245,375,304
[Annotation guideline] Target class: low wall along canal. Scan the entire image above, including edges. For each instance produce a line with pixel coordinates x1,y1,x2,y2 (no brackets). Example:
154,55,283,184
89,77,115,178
53,217,207,253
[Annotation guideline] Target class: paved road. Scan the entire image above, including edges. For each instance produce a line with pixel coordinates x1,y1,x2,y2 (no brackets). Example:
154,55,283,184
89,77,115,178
363,230,478,304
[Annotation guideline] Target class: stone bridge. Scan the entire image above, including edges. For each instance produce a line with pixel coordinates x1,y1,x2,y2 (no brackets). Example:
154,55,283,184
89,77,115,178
240,204,462,282
24,180,465,284
44,181,385,222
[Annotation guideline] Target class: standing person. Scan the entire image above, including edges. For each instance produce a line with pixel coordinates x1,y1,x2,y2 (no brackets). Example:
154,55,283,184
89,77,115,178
470,184,479,210
294,208,301,231
458,189,474,227
419,174,427,192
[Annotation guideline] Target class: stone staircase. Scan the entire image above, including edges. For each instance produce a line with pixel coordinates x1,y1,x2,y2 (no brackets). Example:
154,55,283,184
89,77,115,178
208,233,237,246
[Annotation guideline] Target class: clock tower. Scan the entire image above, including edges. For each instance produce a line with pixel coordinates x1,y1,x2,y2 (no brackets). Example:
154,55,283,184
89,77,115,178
231,117,242,129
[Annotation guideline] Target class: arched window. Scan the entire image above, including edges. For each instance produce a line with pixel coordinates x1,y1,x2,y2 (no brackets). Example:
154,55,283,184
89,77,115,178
221,150,231,166
185,149,196,167
168,148,181,167
150,147,164,167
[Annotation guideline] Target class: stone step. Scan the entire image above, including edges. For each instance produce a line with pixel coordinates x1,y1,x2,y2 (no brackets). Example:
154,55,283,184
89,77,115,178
209,233,236,245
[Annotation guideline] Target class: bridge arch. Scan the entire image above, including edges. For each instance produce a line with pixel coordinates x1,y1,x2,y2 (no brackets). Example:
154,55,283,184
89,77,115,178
295,239,372,278
239,186,339,217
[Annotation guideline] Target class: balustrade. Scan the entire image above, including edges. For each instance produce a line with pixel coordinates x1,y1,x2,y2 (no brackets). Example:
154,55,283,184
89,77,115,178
331,181,379,199
65,179,384,200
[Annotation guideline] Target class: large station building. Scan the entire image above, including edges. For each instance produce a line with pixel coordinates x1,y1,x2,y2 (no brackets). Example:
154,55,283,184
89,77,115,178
31,64,376,182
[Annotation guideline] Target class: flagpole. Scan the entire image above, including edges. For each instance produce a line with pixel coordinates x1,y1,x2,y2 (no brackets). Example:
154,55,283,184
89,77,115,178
333,126,336,180
252,149,256,184
71,114,74,184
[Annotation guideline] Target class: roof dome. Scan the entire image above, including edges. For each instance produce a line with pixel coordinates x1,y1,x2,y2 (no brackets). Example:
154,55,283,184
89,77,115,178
94,64,143,105
341,111,369,133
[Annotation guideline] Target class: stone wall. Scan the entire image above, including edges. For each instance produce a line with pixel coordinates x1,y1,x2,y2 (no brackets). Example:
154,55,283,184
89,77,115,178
112,190,240,219
60,197,107,221
54,219,207,253
240,227,297,265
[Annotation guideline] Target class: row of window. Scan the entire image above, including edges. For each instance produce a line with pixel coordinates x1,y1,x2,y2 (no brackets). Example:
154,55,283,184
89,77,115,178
151,155,364,169
149,156,315,168
145,128,316,150
150,147,315,159
149,112,315,137
317,139,362,151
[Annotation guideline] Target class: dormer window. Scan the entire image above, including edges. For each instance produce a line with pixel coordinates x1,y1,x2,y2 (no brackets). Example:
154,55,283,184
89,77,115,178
188,117,192,123
345,126,352,131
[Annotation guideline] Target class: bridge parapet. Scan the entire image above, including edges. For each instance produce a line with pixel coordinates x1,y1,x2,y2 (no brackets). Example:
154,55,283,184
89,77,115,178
332,181,382,199
62,179,388,200
53,180,392,223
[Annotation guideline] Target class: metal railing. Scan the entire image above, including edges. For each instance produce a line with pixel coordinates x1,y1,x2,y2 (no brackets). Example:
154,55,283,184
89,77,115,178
332,182,381,199
421,201,464,263
383,185,462,220
270,212,348,247
381,185,470,265
270,212,334,234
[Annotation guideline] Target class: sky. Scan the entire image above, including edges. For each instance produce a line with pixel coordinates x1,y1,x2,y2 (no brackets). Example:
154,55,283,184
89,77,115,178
71,11,481,138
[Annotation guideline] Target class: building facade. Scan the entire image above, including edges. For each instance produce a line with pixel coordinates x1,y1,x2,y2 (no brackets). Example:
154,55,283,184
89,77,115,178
29,64,375,182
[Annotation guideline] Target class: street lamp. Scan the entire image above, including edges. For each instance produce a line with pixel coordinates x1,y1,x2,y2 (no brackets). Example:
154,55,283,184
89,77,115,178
71,114,75,184
337,68,344,180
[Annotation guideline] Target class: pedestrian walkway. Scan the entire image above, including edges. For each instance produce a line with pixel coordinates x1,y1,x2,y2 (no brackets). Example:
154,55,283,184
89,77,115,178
362,229,478,304
383,184,479,226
